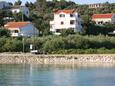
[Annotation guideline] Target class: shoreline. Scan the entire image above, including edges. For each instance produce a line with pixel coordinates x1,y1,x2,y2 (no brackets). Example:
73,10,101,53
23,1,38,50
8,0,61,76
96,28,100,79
0,53,115,66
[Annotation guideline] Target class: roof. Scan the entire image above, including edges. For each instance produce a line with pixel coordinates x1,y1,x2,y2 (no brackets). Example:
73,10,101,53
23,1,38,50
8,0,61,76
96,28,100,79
55,9,75,14
4,22,30,29
92,14,114,19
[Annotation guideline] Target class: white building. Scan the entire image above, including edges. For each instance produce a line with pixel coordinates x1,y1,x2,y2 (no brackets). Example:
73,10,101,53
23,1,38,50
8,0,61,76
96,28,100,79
50,9,83,35
89,3,104,9
92,14,115,25
0,1,10,9
11,6,29,18
4,22,39,37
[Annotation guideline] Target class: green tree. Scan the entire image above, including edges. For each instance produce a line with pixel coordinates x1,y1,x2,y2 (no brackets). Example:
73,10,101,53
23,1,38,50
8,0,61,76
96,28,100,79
0,10,13,26
43,38,66,52
61,29,75,36
0,28,10,37
14,0,22,6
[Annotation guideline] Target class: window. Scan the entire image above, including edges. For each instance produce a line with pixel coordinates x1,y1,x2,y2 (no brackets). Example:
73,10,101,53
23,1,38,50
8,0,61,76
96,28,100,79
98,21,103,24
14,30,19,33
60,14,65,17
70,14,74,17
14,10,17,13
78,14,80,18
61,21,64,25
26,11,28,14
98,22,100,24
100,21,103,24
56,29,61,33
105,22,109,24
70,20,75,25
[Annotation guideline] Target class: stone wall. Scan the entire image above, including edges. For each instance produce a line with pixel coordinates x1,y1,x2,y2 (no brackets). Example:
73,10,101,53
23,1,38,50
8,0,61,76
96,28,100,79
0,53,115,65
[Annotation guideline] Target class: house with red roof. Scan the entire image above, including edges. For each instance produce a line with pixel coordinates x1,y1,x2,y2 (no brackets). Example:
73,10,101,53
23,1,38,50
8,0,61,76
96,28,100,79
92,14,115,25
4,22,39,37
50,9,83,35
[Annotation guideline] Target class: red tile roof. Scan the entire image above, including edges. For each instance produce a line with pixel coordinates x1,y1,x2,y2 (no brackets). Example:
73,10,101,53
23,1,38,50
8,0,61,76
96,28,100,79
4,22,30,29
92,14,113,19
55,9,75,14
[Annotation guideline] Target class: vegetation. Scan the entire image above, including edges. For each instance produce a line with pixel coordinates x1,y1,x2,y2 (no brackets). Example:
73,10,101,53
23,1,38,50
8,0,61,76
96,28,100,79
14,0,22,6
60,29,75,36
0,0,115,54
26,1,115,35
1,0,115,35
86,23,115,35
0,35,115,54
0,28,10,37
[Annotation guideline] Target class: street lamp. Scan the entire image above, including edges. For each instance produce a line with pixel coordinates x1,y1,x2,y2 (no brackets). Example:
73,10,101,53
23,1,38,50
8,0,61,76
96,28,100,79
21,33,25,53
22,38,25,53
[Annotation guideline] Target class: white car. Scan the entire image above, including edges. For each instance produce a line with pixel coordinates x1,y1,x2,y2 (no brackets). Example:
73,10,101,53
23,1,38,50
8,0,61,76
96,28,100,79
30,50,39,54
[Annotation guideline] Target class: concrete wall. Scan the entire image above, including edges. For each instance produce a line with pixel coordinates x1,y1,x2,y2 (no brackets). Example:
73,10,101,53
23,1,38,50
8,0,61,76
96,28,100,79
0,54,115,65
112,15,115,23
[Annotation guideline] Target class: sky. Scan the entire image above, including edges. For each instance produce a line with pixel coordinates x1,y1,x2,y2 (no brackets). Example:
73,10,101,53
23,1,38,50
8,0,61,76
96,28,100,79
1,0,115,5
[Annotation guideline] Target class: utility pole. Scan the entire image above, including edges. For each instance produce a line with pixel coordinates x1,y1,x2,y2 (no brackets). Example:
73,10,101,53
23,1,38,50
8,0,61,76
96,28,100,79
20,6,24,52
21,11,24,21
21,33,25,53
23,38,25,53
20,6,24,21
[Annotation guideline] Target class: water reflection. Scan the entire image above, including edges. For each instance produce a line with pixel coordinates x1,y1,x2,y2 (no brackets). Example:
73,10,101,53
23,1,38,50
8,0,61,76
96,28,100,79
0,64,115,86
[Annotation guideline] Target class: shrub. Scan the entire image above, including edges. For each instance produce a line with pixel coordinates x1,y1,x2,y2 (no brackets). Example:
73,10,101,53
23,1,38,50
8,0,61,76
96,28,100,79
43,37,66,52
0,34,115,54
0,28,10,37
66,35,91,49
3,39,22,52
61,29,75,36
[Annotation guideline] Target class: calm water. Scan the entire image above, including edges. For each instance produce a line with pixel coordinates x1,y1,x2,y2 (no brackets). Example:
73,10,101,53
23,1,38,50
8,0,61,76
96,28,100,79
0,64,115,86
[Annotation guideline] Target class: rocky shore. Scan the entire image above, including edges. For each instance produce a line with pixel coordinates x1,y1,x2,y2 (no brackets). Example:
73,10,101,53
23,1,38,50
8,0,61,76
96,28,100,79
0,53,115,66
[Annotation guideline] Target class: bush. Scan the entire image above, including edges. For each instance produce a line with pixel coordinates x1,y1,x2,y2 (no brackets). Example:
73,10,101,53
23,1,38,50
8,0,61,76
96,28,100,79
43,37,66,52
0,35,115,54
66,35,91,49
0,37,7,52
0,28,10,37
61,29,75,36
86,23,115,35
3,38,22,52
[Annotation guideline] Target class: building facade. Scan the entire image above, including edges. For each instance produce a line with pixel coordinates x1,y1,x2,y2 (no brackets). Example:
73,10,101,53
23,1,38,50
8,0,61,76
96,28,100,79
50,9,83,35
11,6,29,18
4,22,38,37
89,3,104,9
0,1,10,9
92,14,115,25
